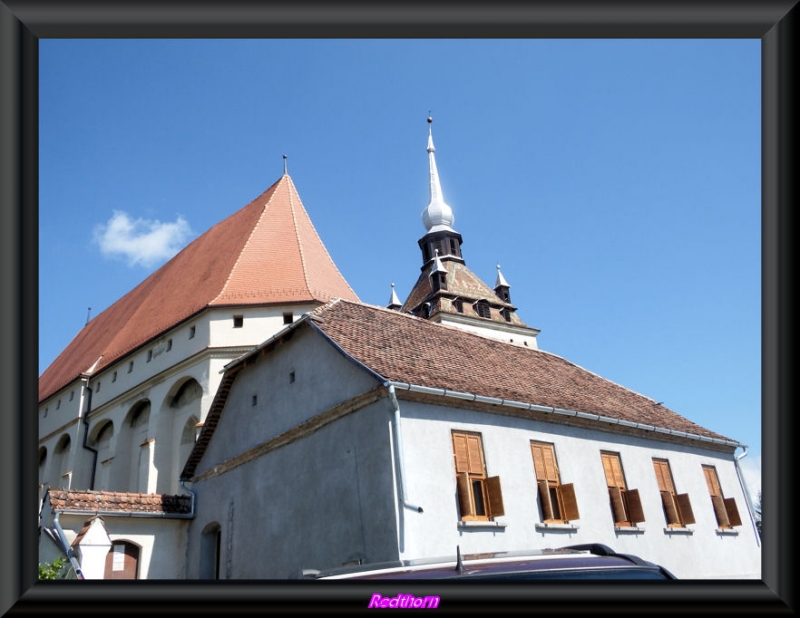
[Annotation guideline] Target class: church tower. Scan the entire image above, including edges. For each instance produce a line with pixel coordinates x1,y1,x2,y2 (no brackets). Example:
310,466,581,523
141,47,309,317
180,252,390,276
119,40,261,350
398,117,540,349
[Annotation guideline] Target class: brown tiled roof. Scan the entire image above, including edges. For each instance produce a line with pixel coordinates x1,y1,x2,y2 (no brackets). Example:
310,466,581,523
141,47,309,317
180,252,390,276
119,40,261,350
39,174,359,402
402,260,530,328
185,299,735,479
308,299,733,443
48,489,192,515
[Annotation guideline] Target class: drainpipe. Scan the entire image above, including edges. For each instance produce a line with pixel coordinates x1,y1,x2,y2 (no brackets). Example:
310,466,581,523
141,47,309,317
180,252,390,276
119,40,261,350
80,377,98,490
386,384,423,513
733,446,761,547
179,479,197,519
52,512,85,580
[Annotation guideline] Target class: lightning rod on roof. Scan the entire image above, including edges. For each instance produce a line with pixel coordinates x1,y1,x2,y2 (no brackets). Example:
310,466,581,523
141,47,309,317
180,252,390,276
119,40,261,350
86,307,91,325
283,154,288,175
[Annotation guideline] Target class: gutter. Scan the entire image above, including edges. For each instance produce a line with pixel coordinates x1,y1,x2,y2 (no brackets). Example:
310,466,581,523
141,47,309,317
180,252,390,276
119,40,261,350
385,381,744,450
52,512,85,580
733,446,761,547
387,384,423,513
80,376,99,490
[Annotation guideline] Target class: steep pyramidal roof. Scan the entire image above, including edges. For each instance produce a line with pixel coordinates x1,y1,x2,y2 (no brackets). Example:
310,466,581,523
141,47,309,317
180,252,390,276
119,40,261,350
39,174,359,402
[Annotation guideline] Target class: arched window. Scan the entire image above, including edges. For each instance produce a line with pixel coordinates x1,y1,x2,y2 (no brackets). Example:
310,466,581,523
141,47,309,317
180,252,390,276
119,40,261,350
52,434,71,488
200,522,222,579
38,446,48,487
92,421,114,491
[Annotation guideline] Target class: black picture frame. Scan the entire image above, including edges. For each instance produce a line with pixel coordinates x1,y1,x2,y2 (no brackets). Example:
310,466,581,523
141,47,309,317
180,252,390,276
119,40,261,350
2,1,795,614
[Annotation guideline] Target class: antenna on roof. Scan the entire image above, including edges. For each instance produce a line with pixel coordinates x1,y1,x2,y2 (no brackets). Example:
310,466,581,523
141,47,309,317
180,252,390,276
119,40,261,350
85,307,91,325
283,154,288,176
455,545,464,573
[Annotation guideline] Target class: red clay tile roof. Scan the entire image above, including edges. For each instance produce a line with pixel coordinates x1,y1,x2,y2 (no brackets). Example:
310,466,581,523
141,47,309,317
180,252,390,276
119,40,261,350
308,299,733,443
48,489,192,515
39,175,358,402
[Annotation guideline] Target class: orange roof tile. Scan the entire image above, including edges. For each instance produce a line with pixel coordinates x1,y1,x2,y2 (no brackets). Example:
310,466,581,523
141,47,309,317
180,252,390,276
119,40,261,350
48,488,192,515
39,175,358,402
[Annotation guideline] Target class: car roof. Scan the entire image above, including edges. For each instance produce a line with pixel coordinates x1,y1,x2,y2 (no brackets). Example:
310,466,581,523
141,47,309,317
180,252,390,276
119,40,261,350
300,544,677,580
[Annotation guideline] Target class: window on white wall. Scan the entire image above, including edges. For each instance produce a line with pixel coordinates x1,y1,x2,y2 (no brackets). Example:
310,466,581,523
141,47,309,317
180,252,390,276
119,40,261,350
701,464,742,529
451,431,504,522
530,441,579,524
600,451,645,527
653,458,696,528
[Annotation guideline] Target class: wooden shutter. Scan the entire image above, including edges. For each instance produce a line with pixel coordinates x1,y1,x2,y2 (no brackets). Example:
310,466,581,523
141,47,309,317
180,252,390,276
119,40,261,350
601,453,625,488
653,459,675,493
485,476,505,518
711,494,731,527
724,497,742,527
531,443,559,482
675,493,695,525
456,472,475,519
453,433,470,473
465,435,484,475
661,490,680,526
558,483,580,521
537,479,555,521
625,489,646,524
609,486,628,524
452,432,484,475
703,465,722,496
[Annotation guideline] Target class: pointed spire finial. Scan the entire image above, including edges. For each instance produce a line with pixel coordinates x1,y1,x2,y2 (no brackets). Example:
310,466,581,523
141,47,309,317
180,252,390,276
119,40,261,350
495,264,510,288
421,116,455,233
388,282,402,310
283,154,288,176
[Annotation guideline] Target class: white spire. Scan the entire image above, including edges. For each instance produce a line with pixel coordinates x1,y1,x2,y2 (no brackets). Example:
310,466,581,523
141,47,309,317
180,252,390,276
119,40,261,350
421,116,456,233
431,249,447,275
388,282,402,309
495,264,510,288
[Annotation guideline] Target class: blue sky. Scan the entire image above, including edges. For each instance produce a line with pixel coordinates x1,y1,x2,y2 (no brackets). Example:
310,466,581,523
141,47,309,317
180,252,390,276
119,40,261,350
38,38,761,502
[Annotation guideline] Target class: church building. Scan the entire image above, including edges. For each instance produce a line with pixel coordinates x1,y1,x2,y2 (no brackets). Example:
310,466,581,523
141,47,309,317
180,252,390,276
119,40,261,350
38,120,760,580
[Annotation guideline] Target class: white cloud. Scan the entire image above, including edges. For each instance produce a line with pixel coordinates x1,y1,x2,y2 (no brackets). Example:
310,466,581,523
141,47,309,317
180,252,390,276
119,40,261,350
94,210,193,268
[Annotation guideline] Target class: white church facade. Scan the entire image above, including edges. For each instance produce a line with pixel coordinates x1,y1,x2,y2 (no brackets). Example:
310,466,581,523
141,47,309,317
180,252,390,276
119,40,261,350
38,120,760,581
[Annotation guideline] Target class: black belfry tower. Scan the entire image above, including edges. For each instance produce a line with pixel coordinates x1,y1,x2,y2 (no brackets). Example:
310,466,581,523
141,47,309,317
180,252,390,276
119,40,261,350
390,117,540,349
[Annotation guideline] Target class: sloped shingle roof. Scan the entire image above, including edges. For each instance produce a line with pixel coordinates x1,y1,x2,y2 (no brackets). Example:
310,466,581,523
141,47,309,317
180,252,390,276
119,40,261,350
184,299,735,480
39,175,358,402
48,489,192,515
308,299,732,443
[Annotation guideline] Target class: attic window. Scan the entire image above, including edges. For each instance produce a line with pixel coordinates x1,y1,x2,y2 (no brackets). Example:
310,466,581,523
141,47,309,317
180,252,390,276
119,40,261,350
500,308,512,322
69,391,74,401
289,371,296,383
283,312,293,325
147,350,153,362
128,361,134,373
167,339,172,352
475,300,491,319
112,371,117,382
56,399,61,410
96,381,101,393
251,395,258,407
453,299,464,313
189,325,196,339
233,315,244,328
